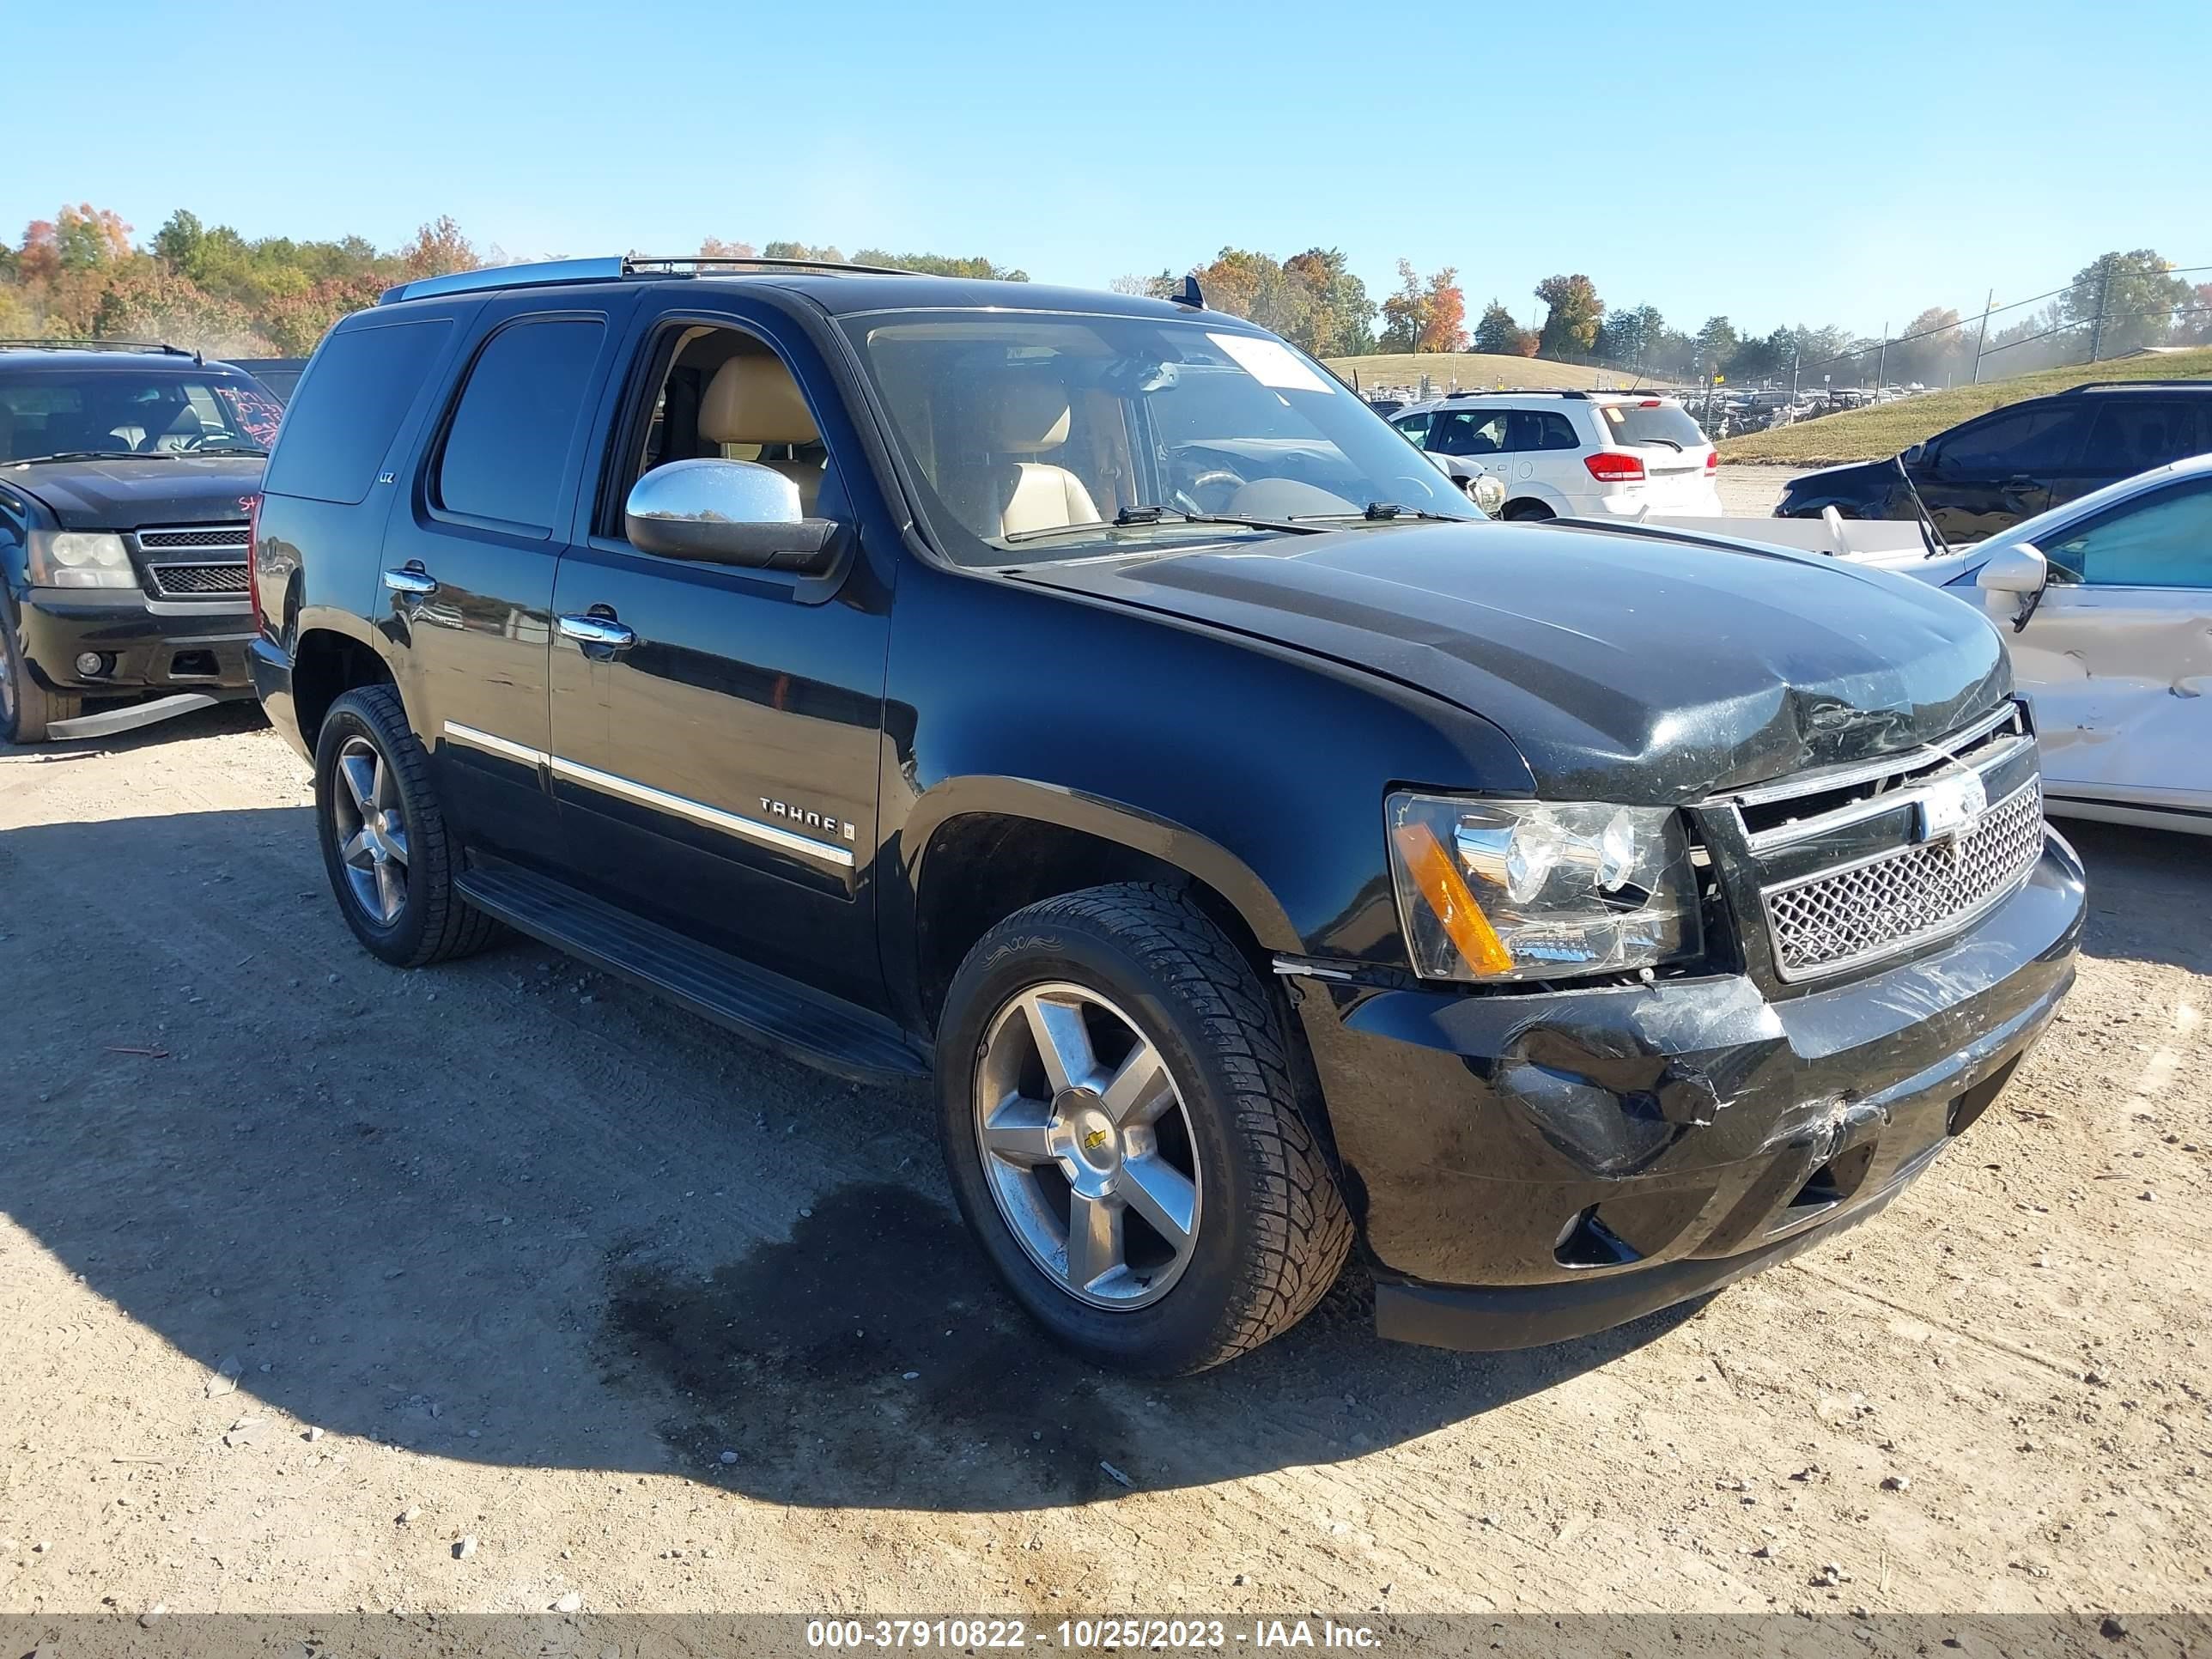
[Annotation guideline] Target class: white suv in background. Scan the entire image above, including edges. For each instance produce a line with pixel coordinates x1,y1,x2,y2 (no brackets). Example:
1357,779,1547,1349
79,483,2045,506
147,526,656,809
1390,391,1722,521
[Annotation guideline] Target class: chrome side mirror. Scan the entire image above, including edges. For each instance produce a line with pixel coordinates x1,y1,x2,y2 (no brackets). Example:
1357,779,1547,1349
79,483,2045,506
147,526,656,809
623,459,838,572
1977,541,2048,632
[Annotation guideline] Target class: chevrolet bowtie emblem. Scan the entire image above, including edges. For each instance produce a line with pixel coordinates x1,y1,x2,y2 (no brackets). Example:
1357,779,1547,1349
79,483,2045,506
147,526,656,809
1917,769,1988,843
1083,1128,1110,1152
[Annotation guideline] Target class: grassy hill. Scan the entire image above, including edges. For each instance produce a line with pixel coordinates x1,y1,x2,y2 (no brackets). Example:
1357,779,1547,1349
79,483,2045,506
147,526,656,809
1324,352,1630,393
1717,349,2212,465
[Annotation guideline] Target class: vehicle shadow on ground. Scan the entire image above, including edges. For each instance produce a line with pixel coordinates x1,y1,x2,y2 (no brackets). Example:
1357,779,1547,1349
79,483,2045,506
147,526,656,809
0,801,1708,1515
2060,820,2211,975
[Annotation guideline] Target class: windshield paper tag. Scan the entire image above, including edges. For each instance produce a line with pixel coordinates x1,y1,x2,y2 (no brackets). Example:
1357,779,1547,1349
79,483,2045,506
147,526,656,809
1207,332,1333,395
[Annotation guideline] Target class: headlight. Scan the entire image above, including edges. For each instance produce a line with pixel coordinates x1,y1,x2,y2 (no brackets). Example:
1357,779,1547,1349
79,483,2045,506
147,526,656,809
27,531,137,589
1385,793,1701,982
1463,473,1506,514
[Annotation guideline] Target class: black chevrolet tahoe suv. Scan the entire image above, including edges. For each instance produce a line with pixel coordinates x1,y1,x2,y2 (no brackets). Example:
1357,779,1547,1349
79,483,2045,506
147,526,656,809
249,256,2086,1375
1,341,280,742
1778,379,2212,541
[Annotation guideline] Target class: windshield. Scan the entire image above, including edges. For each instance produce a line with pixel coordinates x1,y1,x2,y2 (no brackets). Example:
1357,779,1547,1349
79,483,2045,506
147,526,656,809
1596,400,1709,451
0,367,283,463
840,310,1479,565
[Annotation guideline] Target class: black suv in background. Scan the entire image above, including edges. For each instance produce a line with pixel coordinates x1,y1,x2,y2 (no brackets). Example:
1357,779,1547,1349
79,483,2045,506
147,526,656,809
1,342,280,741
250,257,2083,1375
1778,380,2212,540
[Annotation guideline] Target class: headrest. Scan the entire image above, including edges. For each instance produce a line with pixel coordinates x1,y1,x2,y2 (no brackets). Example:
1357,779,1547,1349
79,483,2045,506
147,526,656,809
990,377,1073,453
701,355,820,446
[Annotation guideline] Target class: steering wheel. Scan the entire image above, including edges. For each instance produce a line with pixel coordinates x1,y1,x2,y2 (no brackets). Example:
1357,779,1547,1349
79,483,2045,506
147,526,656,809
1176,467,1246,515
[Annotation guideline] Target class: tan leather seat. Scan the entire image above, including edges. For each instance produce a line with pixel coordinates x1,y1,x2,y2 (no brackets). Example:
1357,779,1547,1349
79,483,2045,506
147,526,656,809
699,354,823,514
981,379,1099,538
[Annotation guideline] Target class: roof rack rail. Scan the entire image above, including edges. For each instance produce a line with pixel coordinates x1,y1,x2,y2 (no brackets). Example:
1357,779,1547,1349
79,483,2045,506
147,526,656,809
2059,379,2212,394
380,252,927,307
624,253,921,277
0,337,195,356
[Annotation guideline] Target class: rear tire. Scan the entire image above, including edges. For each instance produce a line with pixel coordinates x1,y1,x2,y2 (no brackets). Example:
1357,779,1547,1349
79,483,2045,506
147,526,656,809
937,883,1352,1376
313,684,501,967
1,605,82,744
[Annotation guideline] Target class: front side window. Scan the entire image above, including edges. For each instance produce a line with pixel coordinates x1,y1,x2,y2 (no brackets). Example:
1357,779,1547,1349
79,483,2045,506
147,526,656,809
0,368,282,464
2044,480,2212,588
434,319,605,534
1393,412,1431,447
840,310,1476,565
1936,404,2094,475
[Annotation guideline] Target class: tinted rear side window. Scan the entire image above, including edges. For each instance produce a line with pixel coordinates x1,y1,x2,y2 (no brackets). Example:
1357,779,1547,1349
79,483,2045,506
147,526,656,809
262,319,452,504
2084,400,2211,474
1597,401,1707,449
434,319,606,534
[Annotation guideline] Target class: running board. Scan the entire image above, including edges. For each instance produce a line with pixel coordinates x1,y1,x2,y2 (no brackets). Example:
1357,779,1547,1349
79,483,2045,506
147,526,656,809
454,861,929,1085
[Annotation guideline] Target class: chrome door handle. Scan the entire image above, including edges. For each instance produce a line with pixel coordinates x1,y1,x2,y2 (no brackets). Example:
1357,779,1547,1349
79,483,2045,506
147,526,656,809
382,567,438,597
557,613,636,650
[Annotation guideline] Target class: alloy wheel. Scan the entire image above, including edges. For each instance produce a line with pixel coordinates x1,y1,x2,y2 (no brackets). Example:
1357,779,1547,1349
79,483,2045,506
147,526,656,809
330,734,410,925
971,982,1202,1310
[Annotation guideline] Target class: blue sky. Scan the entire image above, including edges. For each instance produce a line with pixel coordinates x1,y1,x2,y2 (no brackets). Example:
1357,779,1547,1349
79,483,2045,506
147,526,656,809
12,0,2210,337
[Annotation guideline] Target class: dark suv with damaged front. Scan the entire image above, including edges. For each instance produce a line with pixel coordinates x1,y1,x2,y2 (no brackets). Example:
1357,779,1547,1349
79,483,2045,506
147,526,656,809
1,343,280,741
248,256,2085,1375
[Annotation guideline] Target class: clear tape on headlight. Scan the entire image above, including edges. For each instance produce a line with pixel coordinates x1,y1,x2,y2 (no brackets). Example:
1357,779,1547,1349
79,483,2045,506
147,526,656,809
1386,793,1700,982
28,531,138,589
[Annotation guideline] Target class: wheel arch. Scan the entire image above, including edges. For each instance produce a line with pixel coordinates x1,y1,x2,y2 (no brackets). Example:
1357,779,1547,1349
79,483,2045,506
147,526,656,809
896,777,1300,1032
290,611,398,748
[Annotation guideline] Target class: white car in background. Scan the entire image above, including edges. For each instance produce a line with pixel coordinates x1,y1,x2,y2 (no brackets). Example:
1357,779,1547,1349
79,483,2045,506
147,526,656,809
1858,453,2212,836
1389,391,1722,522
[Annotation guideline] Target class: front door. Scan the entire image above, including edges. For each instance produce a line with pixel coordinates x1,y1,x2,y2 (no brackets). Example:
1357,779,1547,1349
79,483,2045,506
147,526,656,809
544,304,893,1012
380,294,635,866
2007,474,2212,820
1917,399,2094,541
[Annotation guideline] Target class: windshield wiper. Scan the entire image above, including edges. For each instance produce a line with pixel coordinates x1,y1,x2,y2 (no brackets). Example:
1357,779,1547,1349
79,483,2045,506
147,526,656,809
1002,505,1324,545
194,444,269,457
10,449,175,464
1639,437,1686,452
1291,503,1468,525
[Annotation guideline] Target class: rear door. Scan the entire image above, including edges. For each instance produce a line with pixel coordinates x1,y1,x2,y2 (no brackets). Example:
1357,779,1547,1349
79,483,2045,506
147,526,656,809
378,291,636,867
1917,400,2094,540
2008,476,2212,819
2069,399,2211,505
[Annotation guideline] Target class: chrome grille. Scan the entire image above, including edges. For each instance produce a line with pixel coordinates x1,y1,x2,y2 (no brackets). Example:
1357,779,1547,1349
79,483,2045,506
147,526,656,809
148,562,250,597
137,526,248,550
1761,779,2045,981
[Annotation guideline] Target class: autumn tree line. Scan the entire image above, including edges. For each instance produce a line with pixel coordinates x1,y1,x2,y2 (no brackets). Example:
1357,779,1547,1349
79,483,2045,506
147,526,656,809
3,205,2203,390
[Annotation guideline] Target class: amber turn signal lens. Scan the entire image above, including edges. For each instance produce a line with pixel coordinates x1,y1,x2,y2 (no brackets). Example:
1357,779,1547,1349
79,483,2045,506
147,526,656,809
1390,818,1514,977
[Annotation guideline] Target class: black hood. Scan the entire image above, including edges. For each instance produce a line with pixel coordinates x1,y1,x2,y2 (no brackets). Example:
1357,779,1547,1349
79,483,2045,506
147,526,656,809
1012,521,2011,802
3,453,264,530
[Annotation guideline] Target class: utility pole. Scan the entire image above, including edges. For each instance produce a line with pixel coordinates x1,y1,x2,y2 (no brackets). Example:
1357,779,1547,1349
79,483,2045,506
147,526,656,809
2087,256,2113,362
1790,347,1801,404
1874,322,1888,396
1971,288,1995,384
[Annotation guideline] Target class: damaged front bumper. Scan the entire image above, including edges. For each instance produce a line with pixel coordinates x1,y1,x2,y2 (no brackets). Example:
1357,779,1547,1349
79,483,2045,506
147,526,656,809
1290,830,2087,1352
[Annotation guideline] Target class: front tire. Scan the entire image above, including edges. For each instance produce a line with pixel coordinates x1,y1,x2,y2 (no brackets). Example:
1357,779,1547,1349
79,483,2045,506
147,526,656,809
1503,500,1554,522
1,605,82,744
313,684,500,967
938,884,1352,1376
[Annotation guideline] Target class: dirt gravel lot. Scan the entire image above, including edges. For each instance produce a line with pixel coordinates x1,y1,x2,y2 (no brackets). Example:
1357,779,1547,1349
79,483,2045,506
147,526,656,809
2,705,2207,1623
